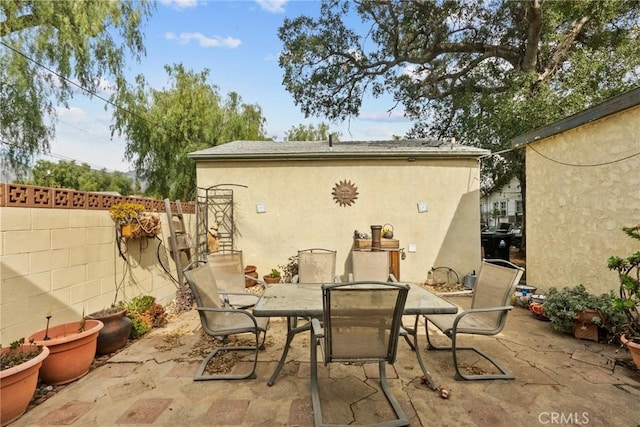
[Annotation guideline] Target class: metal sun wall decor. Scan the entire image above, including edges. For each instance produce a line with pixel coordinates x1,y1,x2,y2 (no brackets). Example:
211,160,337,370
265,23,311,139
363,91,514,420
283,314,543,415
332,179,358,207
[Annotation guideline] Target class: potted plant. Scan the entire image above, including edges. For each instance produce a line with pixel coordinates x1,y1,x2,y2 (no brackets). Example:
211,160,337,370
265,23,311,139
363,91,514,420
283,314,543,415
85,305,132,356
27,315,103,385
1,338,50,426
607,223,640,369
542,284,622,342
85,265,133,355
108,202,160,238
263,268,281,284
124,295,167,339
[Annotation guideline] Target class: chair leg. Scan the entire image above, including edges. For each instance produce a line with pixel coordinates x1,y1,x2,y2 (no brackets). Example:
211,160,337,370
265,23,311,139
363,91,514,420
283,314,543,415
194,329,265,381
377,361,410,427
424,318,451,351
450,333,514,381
310,334,408,427
425,318,514,381
194,345,259,380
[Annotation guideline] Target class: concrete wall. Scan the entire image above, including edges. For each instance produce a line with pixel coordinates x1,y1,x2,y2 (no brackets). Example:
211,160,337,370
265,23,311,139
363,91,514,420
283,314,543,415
0,205,195,345
526,105,640,295
196,157,482,284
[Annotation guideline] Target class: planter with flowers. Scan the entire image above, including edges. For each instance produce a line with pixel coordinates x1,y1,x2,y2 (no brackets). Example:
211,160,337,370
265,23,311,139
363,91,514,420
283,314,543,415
1,339,50,426
109,202,161,239
608,223,640,369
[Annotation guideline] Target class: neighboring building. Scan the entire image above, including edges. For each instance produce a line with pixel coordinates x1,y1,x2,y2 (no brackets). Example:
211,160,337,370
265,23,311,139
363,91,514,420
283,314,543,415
512,87,640,295
480,177,523,228
188,139,489,283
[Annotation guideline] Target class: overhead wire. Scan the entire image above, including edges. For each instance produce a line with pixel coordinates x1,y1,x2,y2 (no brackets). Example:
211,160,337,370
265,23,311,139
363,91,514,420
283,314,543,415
528,144,640,167
0,40,163,131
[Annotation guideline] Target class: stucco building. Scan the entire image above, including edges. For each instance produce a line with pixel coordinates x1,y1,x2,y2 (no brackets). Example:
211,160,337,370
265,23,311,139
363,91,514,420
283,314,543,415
512,87,640,295
188,139,489,284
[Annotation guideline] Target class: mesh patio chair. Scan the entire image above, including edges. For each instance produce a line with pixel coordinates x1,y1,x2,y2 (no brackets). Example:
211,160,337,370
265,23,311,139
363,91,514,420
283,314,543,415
310,282,410,427
349,249,396,282
266,248,338,386
207,250,264,308
349,249,435,388
295,248,338,284
183,262,269,380
424,259,525,381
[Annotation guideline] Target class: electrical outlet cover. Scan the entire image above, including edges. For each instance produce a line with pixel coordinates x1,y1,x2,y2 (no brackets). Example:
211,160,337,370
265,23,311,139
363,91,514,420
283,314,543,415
417,202,428,213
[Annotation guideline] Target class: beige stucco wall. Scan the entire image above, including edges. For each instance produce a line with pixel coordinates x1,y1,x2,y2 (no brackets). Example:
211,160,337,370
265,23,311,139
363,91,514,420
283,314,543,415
526,105,640,295
0,207,194,344
196,157,482,284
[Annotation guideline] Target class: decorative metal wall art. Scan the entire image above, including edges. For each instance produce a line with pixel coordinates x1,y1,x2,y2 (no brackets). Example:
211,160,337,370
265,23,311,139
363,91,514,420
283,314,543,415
332,180,358,207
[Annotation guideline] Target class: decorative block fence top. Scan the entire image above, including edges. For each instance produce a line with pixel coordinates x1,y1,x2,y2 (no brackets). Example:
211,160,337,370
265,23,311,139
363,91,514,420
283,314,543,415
0,183,195,213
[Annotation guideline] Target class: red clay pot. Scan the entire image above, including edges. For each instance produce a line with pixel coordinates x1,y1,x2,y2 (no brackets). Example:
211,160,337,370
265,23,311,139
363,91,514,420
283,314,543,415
1,345,50,426
28,319,103,385
620,334,640,370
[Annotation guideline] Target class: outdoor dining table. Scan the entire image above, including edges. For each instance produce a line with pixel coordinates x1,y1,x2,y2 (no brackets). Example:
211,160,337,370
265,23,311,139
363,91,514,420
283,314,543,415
252,282,458,388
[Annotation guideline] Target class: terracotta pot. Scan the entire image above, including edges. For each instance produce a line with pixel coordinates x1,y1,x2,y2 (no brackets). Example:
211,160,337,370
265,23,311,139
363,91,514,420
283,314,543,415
245,265,259,288
28,319,103,385
86,307,132,355
620,334,640,370
0,345,50,426
573,309,602,342
263,275,281,284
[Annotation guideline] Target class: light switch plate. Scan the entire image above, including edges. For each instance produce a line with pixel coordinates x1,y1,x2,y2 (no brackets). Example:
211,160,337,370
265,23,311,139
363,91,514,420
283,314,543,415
417,202,428,213
408,244,417,253
256,203,266,213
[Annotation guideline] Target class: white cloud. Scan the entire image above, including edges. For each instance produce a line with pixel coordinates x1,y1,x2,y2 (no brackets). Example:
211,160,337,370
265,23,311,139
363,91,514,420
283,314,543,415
256,0,287,13
54,106,87,124
159,0,199,10
164,32,241,48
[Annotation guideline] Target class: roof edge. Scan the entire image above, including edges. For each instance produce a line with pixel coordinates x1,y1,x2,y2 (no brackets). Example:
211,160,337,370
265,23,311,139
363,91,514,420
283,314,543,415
510,87,640,147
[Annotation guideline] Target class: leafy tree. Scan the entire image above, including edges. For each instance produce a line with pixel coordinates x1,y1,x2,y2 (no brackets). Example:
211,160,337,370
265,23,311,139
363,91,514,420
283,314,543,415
28,159,134,195
0,0,154,178
279,0,640,240
284,122,340,141
111,64,269,200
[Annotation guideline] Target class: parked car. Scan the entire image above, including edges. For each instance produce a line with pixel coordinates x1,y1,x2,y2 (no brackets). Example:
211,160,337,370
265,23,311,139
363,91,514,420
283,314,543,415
512,226,522,247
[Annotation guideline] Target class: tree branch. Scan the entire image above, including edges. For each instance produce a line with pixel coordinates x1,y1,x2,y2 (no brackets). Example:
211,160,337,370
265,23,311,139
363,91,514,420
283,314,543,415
522,0,543,71
537,15,590,84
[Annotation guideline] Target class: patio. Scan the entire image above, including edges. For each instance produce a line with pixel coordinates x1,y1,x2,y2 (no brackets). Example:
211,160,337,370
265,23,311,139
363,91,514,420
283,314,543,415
13,293,640,427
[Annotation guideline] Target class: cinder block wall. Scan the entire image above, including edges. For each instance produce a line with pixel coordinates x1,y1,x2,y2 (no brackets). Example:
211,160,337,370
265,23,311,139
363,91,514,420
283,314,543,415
0,188,195,345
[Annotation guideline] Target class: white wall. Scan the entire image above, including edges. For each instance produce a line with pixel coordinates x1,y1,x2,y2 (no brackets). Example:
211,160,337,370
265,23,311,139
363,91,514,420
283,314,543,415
196,157,483,284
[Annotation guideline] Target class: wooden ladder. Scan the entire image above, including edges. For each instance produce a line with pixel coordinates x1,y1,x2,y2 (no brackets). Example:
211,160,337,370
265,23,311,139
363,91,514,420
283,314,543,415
164,199,192,286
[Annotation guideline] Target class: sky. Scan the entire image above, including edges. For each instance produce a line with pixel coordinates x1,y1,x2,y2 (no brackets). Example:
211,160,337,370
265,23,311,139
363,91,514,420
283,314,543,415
43,0,414,173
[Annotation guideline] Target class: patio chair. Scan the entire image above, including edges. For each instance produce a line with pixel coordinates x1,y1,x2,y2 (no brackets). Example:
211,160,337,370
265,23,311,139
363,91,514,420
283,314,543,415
349,249,436,387
295,248,338,284
207,250,264,308
310,282,410,427
183,262,269,380
424,259,525,381
266,248,338,386
349,249,396,282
